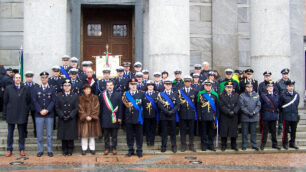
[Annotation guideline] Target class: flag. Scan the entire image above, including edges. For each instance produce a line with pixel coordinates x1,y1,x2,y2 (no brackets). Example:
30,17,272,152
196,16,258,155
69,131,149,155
19,47,24,82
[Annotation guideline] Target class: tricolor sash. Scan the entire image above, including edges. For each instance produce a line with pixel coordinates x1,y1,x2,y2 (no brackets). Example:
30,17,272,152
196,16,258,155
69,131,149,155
145,92,160,121
125,91,143,125
60,66,70,79
103,91,118,123
160,92,179,122
180,89,197,120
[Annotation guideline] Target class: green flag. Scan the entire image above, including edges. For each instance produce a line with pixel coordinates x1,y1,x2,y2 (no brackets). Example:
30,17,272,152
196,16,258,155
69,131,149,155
19,48,24,82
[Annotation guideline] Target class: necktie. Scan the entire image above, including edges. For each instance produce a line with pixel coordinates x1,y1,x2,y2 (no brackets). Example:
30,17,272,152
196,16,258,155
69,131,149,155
149,92,152,96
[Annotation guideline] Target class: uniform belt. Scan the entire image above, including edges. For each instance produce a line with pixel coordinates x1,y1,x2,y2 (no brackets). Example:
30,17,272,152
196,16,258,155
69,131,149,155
264,109,277,113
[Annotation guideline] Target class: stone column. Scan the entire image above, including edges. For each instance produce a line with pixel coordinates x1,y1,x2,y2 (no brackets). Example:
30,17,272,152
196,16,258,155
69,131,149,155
290,0,304,106
250,0,290,81
146,0,190,79
212,0,238,75
24,0,68,82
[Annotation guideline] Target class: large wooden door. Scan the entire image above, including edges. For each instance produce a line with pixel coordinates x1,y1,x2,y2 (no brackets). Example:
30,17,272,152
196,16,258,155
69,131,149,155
82,6,134,71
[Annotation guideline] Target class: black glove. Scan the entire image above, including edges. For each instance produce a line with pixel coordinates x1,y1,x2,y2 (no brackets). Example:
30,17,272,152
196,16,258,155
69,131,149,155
63,116,70,121
229,111,234,116
248,113,253,117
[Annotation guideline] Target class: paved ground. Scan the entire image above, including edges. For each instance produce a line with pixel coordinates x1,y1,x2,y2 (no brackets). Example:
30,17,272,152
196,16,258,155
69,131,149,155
0,152,305,172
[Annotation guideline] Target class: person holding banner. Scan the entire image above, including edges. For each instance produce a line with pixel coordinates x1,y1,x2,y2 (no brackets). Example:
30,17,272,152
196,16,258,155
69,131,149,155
197,79,219,152
239,82,261,151
178,76,197,152
143,80,159,146
122,78,145,158
98,81,123,155
219,81,240,151
157,79,180,153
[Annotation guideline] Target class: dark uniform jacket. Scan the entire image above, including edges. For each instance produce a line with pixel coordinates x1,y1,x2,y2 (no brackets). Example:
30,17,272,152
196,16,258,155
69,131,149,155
172,79,184,92
154,81,164,93
260,92,280,121
70,78,83,95
239,91,261,122
197,91,219,121
280,91,300,122
123,71,133,80
143,91,158,119
83,77,98,95
220,78,240,94
240,78,258,93
200,70,209,81
113,76,129,93
157,90,180,121
178,88,197,120
136,82,146,92
55,92,78,140
219,92,240,137
31,84,56,118
99,91,123,128
258,81,279,95
48,76,65,94
3,84,31,124
276,78,289,95
122,90,145,124
1,74,13,89
96,79,112,95
24,82,39,111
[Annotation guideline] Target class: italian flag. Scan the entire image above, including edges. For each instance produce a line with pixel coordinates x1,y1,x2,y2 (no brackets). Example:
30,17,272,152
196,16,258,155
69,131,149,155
103,91,118,123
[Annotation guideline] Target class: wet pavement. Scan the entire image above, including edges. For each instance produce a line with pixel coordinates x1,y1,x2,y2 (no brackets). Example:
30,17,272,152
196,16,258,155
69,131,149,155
0,152,305,172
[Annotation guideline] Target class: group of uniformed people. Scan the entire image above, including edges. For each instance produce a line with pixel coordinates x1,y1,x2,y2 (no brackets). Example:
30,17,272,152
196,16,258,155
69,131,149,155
0,55,301,158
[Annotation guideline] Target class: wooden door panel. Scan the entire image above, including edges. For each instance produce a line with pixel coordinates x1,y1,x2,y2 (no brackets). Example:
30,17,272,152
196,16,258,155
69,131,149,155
111,43,129,64
84,44,104,71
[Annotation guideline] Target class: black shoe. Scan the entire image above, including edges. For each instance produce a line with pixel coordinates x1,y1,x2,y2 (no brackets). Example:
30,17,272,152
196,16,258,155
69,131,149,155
172,146,177,153
190,146,196,152
289,144,299,150
82,150,86,155
231,147,239,151
126,152,134,157
90,150,95,155
201,147,207,151
272,145,281,150
252,147,259,151
67,153,72,156
181,145,186,152
161,148,166,152
283,145,288,150
48,152,53,157
260,145,264,150
242,147,246,151
221,146,226,151
37,152,43,157
208,147,216,151
63,152,68,156
137,153,143,158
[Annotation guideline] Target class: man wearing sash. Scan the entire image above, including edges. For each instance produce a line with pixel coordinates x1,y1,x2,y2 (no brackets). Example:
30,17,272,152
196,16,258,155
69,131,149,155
219,82,240,151
280,80,300,150
122,78,144,157
143,80,159,146
157,79,180,153
114,66,129,93
178,76,197,152
260,80,280,150
197,79,219,151
60,55,70,79
99,81,123,155
239,82,261,151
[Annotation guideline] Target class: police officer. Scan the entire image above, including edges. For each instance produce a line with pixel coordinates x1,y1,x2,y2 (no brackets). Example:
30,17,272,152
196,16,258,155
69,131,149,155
219,81,240,151
276,68,290,135
157,79,180,153
153,72,164,92
98,81,123,155
113,66,129,93
32,71,56,157
240,69,258,93
67,57,80,74
123,61,133,79
24,71,39,138
192,73,201,92
172,70,184,92
96,68,112,95
197,79,219,151
69,68,83,95
178,76,197,152
55,80,78,156
143,80,159,146
48,65,65,94
79,61,93,81
234,69,243,80
192,64,205,81
1,67,14,90
219,69,239,94
132,62,142,78
280,80,299,150
208,71,219,93
142,69,149,84
122,78,145,157
260,80,280,150
239,82,261,151
258,71,279,95
135,72,146,91
59,55,70,79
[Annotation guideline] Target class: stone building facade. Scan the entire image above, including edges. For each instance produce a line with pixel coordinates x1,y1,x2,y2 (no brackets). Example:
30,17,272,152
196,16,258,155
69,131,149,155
0,0,305,105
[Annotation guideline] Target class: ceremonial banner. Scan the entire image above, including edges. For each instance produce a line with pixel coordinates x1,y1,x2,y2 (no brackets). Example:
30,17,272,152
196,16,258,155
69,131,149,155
94,55,121,79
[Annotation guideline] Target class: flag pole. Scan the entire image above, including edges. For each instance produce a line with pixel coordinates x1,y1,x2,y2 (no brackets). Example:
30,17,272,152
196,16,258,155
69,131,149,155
19,45,24,82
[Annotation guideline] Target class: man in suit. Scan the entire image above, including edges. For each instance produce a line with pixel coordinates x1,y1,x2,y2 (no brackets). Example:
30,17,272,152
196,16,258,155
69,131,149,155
99,81,123,155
